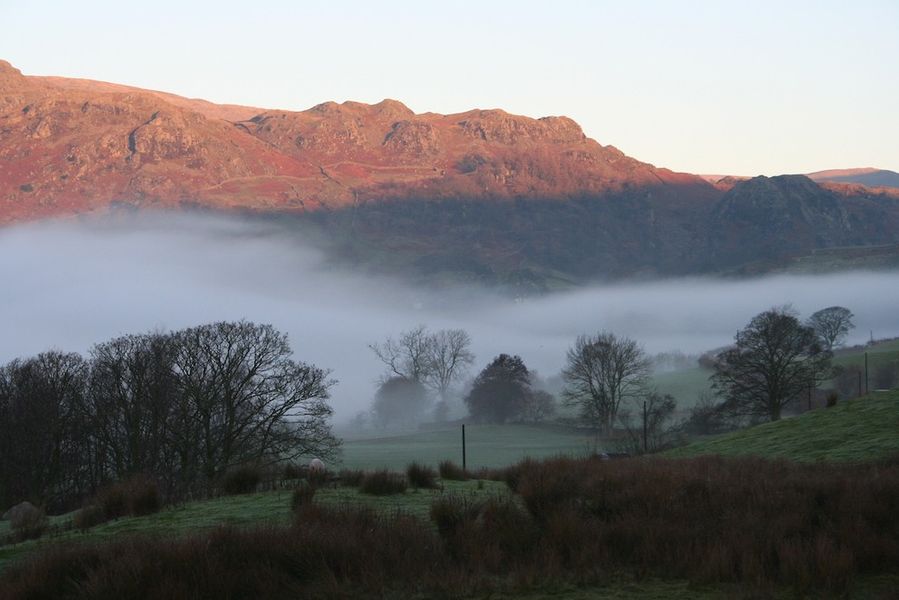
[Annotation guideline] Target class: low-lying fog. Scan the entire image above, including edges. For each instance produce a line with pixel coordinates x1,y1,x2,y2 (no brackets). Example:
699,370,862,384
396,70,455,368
3,213,898,421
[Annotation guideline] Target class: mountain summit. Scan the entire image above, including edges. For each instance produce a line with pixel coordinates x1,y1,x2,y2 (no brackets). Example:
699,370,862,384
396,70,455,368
0,60,711,224
2,61,898,285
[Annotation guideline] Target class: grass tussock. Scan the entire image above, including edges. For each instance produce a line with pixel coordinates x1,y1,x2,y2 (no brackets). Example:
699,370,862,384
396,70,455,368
220,465,262,496
80,474,162,529
3,455,899,597
290,485,316,512
337,468,365,487
406,462,439,489
438,460,468,481
8,505,48,543
359,470,407,496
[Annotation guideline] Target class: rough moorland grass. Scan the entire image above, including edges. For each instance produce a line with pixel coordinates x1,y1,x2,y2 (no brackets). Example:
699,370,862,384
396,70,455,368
4,456,898,598
666,391,899,462
0,478,506,574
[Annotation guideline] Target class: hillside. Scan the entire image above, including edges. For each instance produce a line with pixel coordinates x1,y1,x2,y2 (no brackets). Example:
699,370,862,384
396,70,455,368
3,59,899,284
0,59,712,224
809,168,899,190
666,391,899,462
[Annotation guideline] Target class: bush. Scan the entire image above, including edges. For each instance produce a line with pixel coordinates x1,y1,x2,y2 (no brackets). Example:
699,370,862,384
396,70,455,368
306,467,330,488
125,475,161,516
360,470,407,496
438,460,468,481
4,456,899,597
220,465,262,495
72,505,106,532
406,462,438,489
95,483,128,520
94,475,161,520
291,485,316,512
429,495,481,539
337,469,365,487
282,462,305,480
10,504,48,542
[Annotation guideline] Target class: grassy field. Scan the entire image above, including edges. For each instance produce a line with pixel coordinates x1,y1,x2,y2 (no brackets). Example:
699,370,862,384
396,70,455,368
0,478,506,574
833,338,899,371
340,423,598,471
651,366,713,409
649,338,899,411
666,390,899,462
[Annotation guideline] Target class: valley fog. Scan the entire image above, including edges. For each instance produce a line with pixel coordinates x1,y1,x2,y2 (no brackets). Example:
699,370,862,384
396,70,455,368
2,213,898,421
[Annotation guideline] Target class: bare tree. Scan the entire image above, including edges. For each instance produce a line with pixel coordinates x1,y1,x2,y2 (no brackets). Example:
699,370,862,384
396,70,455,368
0,352,88,510
86,332,179,483
172,321,339,485
562,332,650,435
713,307,832,421
370,326,474,421
618,391,677,454
807,306,855,351
424,329,474,397
0,321,340,508
369,325,432,383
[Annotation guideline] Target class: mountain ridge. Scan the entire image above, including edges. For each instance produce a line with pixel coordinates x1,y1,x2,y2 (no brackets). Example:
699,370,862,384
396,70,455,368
0,59,716,225
2,60,899,287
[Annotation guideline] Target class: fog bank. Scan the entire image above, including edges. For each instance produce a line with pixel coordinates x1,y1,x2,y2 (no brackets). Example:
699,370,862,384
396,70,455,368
2,214,898,420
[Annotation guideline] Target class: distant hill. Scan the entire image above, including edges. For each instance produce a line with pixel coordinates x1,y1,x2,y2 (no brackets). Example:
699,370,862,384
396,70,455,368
808,168,899,190
666,391,899,462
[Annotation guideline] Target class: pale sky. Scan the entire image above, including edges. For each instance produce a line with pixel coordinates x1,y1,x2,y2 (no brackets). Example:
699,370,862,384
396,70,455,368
1,0,897,175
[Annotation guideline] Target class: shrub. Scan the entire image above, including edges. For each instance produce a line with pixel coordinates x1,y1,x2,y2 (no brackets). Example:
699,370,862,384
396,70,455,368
429,495,481,539
220,465,262,495
406,462,438,489
306,467,330,488
337,468,365,487
360,470,407,496
438,460,468,481
95,483,128,520
10,505,48,542
282,462,305,480
72,476,164,531
125,475,161,516
72,505,106,532
291,485,316,512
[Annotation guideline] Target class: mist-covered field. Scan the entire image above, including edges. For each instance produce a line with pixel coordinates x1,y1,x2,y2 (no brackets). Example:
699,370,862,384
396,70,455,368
3,213,898,421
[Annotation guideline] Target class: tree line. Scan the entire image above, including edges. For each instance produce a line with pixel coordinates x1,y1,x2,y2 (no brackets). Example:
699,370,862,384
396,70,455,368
0,322,338,511
365,305,858,442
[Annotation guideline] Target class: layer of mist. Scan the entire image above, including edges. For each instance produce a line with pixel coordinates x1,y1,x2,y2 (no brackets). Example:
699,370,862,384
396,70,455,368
3,213,898,421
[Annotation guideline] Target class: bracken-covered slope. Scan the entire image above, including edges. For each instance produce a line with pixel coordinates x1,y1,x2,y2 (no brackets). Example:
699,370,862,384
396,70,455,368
2,59,899,284
808,168,899,190
0,59,713,224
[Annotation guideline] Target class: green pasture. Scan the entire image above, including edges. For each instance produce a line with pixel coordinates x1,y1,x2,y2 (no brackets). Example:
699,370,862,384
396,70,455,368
667,390,899,462
339,423,598,471
0,478,506,574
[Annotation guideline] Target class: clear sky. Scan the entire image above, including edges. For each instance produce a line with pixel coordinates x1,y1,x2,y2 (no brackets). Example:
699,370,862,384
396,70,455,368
1,0,897,175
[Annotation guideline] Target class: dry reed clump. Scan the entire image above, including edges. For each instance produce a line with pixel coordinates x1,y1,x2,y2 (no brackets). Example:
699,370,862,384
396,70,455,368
437,460,468,481
82,474,162,529
406,462,439,489
359,470,407,496
3,456,899,597
220,465,262,496
337,468,365,487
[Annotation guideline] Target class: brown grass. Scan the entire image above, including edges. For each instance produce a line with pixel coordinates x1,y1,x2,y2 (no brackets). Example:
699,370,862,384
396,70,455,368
2,456,898,598
359,469,407,496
